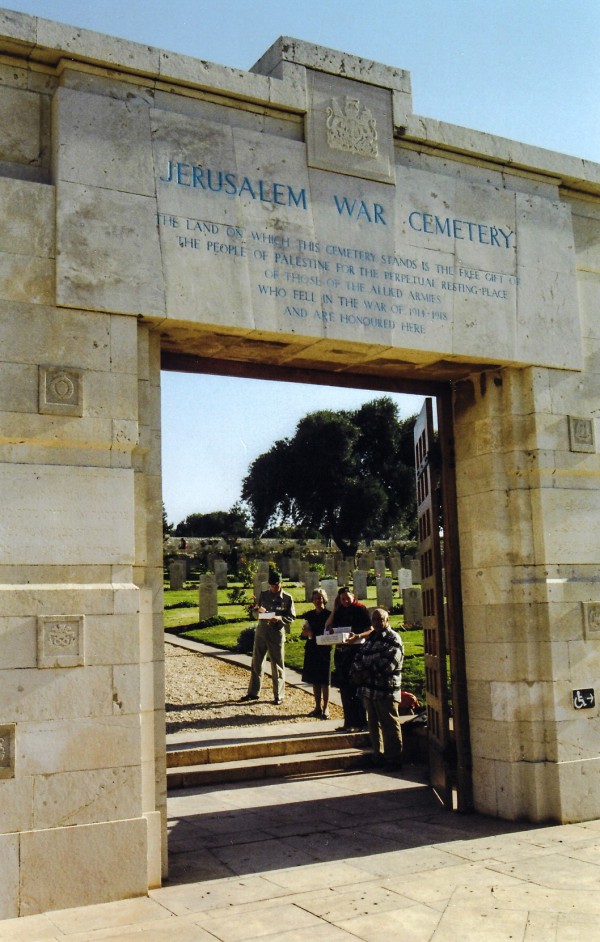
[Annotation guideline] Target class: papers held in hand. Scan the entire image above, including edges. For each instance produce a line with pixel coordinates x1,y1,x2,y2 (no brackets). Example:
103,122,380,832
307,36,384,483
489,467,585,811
258,612,277,620
316,630,351,645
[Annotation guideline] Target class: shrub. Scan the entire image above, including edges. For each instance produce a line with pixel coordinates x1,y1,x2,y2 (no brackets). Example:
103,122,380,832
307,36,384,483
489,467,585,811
228,586,250,606
198,615,228,630
236,559,257,587
237,626,256,653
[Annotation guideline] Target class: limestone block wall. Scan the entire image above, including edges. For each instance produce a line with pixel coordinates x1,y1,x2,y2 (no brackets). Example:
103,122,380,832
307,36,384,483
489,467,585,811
1,6,600,920
454,192,600,820
0,45,165,913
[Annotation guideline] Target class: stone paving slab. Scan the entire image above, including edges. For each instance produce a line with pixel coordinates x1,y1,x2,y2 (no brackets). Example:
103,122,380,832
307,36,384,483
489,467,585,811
3,763,600,940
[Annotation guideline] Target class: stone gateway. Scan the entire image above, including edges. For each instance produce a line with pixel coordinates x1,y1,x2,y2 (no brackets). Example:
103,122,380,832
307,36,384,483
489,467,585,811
1,8,599,919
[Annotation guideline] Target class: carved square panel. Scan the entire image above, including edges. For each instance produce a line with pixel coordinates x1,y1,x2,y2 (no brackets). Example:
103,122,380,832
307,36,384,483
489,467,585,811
37,615,85,668
306,70,395,184
0,724,15,780
582,602,600,639
568,415,595,453
39,366,83,416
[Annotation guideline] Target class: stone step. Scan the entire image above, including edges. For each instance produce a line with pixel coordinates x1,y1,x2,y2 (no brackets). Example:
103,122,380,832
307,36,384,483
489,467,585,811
167,746,373,789
167,730,370,768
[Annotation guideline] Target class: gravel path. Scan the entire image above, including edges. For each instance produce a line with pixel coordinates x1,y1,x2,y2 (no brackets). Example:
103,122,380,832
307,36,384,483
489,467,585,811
165,643,343,734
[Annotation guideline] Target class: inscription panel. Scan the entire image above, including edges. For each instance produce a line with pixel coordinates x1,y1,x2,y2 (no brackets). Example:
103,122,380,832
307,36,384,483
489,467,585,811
54,91,582,372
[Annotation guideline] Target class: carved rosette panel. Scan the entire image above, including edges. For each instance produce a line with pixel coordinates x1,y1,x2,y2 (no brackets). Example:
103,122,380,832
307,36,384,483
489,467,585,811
0,725,15,780
37,615,85,668
568,415,596,453
39,366,84,416
583,602,600,639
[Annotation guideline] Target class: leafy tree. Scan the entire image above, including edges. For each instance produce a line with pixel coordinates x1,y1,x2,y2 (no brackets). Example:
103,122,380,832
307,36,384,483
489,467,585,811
242,397,417,556
174,502,251,539
162,502,174,537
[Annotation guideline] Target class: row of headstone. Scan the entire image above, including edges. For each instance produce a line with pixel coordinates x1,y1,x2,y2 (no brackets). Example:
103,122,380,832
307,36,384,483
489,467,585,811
170,553,422,595
191,565,423,624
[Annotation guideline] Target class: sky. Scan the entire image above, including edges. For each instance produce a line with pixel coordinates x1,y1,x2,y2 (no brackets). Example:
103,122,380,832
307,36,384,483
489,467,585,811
6,0,600,525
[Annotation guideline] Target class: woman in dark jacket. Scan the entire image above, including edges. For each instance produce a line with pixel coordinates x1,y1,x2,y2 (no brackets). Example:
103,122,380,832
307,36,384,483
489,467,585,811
328,586,372,731
301,588,332,718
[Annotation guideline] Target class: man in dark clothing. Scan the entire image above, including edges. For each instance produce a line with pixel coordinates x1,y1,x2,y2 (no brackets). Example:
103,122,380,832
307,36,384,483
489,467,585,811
353,607,404,769
240,570,295,705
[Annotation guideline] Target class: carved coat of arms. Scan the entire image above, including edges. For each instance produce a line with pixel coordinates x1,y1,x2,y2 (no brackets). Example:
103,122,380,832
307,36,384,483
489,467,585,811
326,96,378,159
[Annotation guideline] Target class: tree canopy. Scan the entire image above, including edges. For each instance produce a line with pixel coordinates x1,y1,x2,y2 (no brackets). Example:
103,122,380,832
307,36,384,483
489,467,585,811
174,502,251,539
241,397,417,556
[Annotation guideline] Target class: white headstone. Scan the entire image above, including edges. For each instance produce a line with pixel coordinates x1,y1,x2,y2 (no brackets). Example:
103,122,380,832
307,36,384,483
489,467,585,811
352,569,368,600
304,570,320,601
376,576,394,612
199,572,219,620
324,555,336,576
320,578,338,608
279,556,290,576
253,572,268,601
398,568,413,590
213,559,228,588
298,560,310,582
374,557,386,577
402,586,423,627
169,559,187,590
337,560,351,586
288,558,300,581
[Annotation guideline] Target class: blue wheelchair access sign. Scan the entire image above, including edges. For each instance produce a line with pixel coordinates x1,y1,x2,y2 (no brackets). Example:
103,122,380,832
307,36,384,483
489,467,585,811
573,688,595,710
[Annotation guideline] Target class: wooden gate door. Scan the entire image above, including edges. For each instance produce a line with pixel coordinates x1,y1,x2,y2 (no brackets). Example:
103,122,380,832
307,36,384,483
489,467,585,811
413,398,453,808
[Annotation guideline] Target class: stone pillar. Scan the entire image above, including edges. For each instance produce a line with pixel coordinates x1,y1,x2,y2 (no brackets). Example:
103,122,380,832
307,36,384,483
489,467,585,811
0,311,166,915
452,366,600,822
199,573,219,620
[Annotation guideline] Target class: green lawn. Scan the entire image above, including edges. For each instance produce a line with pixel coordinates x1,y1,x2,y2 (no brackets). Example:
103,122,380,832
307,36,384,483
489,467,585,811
163,578,426,702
